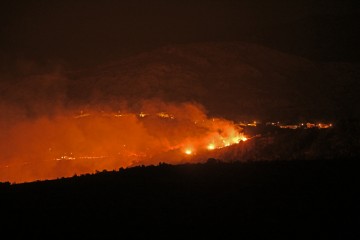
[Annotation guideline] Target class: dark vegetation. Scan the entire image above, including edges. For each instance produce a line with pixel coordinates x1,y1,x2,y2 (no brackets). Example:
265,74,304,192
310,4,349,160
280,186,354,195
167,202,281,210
242,119,360,161
1,157,359,238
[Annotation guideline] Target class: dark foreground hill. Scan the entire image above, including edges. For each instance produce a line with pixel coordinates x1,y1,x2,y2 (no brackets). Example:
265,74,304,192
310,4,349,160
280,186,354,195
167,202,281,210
1,158,359,239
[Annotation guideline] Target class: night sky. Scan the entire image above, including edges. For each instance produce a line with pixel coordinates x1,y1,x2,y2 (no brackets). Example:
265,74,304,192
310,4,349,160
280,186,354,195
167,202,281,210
0,0,359,71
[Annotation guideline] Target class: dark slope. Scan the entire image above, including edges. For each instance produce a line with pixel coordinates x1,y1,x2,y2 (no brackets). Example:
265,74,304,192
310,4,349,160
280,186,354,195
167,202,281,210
1,159,359,238
65,42,360,121
2,42,359,121
1,42,359,122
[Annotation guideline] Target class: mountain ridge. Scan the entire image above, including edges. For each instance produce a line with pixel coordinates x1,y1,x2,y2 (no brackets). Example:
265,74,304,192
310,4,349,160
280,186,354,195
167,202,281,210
66,41,359,121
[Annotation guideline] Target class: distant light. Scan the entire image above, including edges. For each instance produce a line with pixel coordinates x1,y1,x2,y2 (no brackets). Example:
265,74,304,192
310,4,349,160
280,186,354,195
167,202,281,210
139,112,148,118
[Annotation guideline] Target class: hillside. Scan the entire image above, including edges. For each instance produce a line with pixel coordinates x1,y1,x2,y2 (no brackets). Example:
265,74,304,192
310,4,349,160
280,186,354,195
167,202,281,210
1,41,359,183
2,42,359,121
1,158,359,238
68,42,360,121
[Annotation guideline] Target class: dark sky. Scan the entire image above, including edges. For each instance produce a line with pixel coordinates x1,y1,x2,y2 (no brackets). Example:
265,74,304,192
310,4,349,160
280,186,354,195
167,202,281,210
0,0,359,71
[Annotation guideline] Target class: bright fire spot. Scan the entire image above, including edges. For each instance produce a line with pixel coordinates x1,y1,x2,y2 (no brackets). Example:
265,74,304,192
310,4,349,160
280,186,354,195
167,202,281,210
139,112,148,118
223,140,231,147
230,135,248,144
207,143,215,150
185,149,193,155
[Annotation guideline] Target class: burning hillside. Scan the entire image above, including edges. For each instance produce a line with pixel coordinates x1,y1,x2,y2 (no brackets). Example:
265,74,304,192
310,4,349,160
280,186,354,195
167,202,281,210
0,101,249,183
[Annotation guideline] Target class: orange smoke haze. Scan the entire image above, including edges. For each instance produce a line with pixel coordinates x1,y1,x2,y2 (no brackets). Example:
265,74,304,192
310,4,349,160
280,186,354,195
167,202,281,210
0,100,246,183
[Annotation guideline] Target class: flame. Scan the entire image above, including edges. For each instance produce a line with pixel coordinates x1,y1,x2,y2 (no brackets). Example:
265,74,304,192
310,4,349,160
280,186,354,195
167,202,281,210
184,148,193,155
207,143,216,150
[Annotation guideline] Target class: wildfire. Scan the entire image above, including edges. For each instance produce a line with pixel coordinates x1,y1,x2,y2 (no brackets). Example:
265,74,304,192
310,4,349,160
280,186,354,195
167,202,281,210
0,101,250,183
184,130,248,155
